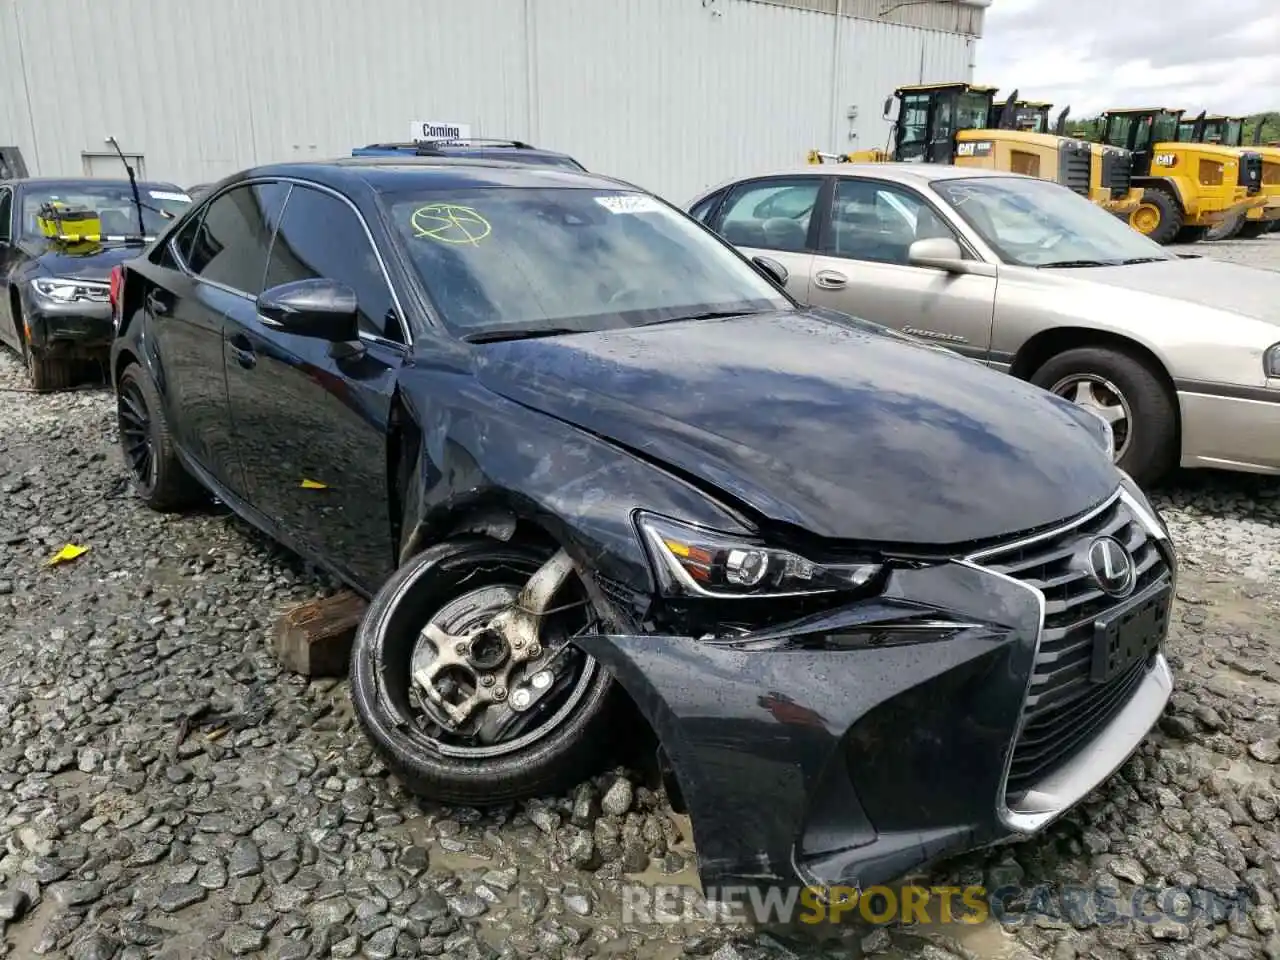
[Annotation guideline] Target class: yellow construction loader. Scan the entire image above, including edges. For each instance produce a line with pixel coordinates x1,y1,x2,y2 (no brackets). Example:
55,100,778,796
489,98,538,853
1094,107,1267,244
1178,113,1280,239
809,82,1143,216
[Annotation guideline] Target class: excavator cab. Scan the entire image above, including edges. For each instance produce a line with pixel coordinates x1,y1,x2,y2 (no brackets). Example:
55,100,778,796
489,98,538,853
1012,101,1054,133
885,82,999,163
1099,108,1266,244
1179,115,1245,147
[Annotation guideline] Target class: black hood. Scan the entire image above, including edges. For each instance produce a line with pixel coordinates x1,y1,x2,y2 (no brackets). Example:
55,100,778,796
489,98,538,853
473,310,1119,548
20,240,141,281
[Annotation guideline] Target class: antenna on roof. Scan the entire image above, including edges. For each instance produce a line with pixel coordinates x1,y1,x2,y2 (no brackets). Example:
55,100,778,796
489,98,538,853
106,136,146,239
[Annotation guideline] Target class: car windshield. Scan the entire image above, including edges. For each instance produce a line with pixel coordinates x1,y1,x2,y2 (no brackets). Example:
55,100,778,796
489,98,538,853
931,176,1175,267
20,184,190,239
382,187,791,338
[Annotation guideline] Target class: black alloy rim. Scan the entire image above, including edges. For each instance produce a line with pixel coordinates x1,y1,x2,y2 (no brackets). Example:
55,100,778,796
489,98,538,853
118,382,155,488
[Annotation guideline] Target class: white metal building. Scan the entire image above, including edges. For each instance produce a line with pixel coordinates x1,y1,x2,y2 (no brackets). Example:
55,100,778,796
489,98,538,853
1,0,990,203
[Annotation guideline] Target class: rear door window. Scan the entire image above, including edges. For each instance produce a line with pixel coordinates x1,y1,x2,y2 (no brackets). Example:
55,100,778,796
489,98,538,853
715,178,821,252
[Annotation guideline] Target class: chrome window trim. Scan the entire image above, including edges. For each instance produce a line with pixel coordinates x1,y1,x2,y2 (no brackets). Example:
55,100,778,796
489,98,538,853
165,175,412,349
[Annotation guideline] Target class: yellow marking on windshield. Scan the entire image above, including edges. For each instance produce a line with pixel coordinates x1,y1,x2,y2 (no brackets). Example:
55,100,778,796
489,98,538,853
410,203,491,246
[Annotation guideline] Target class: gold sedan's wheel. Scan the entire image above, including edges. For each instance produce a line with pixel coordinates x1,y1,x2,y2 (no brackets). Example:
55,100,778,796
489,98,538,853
1130,203,1161,235
1050,374,1133,462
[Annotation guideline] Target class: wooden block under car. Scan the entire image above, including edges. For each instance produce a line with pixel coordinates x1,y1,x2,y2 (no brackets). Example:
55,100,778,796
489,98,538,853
274,590,368,677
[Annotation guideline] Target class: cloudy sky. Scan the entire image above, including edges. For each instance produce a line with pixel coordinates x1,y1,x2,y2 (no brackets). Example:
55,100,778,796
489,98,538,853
974,0,1280,119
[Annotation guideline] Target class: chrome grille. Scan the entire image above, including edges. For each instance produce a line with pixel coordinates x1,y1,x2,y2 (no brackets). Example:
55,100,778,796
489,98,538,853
969,494,1171,800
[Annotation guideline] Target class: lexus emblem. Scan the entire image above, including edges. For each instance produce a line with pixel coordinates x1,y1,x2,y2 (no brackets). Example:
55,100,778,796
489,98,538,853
1086,536,1135,597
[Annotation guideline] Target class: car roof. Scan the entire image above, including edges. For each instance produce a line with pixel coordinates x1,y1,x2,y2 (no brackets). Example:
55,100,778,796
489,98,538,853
227,157,638,194
698,162,1021,194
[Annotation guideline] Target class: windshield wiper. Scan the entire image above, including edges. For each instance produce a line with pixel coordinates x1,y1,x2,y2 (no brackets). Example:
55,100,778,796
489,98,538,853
463,327,581,344
1117,257,1168,265
641,310,758,326
1036,259,1119,268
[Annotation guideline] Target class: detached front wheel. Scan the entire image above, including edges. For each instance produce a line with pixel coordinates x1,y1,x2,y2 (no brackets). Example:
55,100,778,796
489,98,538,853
350,539,617,804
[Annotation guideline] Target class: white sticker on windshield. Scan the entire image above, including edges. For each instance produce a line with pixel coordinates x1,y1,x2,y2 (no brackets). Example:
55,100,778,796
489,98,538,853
595,194,662,215
149,190,191,202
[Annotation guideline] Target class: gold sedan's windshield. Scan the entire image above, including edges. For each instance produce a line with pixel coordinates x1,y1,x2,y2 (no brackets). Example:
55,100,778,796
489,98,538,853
932,177,1176,268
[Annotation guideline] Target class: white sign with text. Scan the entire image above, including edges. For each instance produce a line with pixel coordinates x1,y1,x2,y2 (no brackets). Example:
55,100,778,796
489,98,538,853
410,121,473,142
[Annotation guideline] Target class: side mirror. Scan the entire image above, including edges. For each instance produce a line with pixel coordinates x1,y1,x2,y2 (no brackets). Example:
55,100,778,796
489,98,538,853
257,278,360,342
908,237,995,277
751,255,788,288
882,96,895,121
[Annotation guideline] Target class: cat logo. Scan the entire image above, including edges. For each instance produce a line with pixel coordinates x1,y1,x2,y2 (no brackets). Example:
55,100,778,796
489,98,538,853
956,141,993,158
1154,153,1177,167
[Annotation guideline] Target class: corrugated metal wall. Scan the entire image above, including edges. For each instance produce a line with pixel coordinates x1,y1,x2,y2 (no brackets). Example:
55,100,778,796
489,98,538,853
0,0,979,202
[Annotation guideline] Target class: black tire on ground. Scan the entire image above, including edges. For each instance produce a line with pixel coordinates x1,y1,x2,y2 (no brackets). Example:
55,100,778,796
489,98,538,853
1237,221,1272,239
1173,225,1208,244
350,539,618,805
25,348,76,393
117,361,205,511
14,306,75,393
1130,188,1184,246
1030,346,1178,487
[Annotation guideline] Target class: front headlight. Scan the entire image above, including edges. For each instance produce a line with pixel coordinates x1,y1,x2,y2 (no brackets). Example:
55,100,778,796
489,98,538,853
31,277,110,304
636,513,884,599
1265,343,1280,378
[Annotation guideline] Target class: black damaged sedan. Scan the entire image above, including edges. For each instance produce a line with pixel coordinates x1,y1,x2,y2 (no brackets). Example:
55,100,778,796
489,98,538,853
110,157,1176,895
0,177,190,390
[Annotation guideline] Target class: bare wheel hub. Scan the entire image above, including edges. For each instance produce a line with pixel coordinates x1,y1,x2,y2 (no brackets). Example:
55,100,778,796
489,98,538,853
406,550,597,757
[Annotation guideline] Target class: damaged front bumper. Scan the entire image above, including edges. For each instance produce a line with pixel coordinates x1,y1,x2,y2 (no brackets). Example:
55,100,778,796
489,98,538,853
577,488,1175,894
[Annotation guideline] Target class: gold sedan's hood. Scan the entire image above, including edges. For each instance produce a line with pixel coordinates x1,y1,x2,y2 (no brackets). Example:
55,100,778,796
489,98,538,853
1039,256,1280,326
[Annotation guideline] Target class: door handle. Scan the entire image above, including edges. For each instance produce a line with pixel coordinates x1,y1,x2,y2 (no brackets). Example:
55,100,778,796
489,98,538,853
145,290,169,316
814,269,848,290
229,333,256,369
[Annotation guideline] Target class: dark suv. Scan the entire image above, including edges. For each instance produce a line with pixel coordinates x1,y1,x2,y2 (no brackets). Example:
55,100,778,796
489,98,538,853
110,157,1175,898
351,138,585,170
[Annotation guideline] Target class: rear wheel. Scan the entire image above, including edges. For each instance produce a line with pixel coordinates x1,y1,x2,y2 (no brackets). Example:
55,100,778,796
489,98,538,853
1237,221,1273,239
117,361,204,511
1128,189,1183,246
350,539,617,805
1031,346,1178,486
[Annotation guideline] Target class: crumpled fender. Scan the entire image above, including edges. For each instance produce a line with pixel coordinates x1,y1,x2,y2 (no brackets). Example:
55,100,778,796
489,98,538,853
574,561,1042,891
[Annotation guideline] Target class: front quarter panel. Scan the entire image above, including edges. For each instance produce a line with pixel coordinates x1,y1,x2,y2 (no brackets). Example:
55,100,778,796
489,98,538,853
394,361,755,606
991,267,1277,387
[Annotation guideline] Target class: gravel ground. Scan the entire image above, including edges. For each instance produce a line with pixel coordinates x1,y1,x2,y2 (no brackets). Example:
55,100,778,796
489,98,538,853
1,237,1279,960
